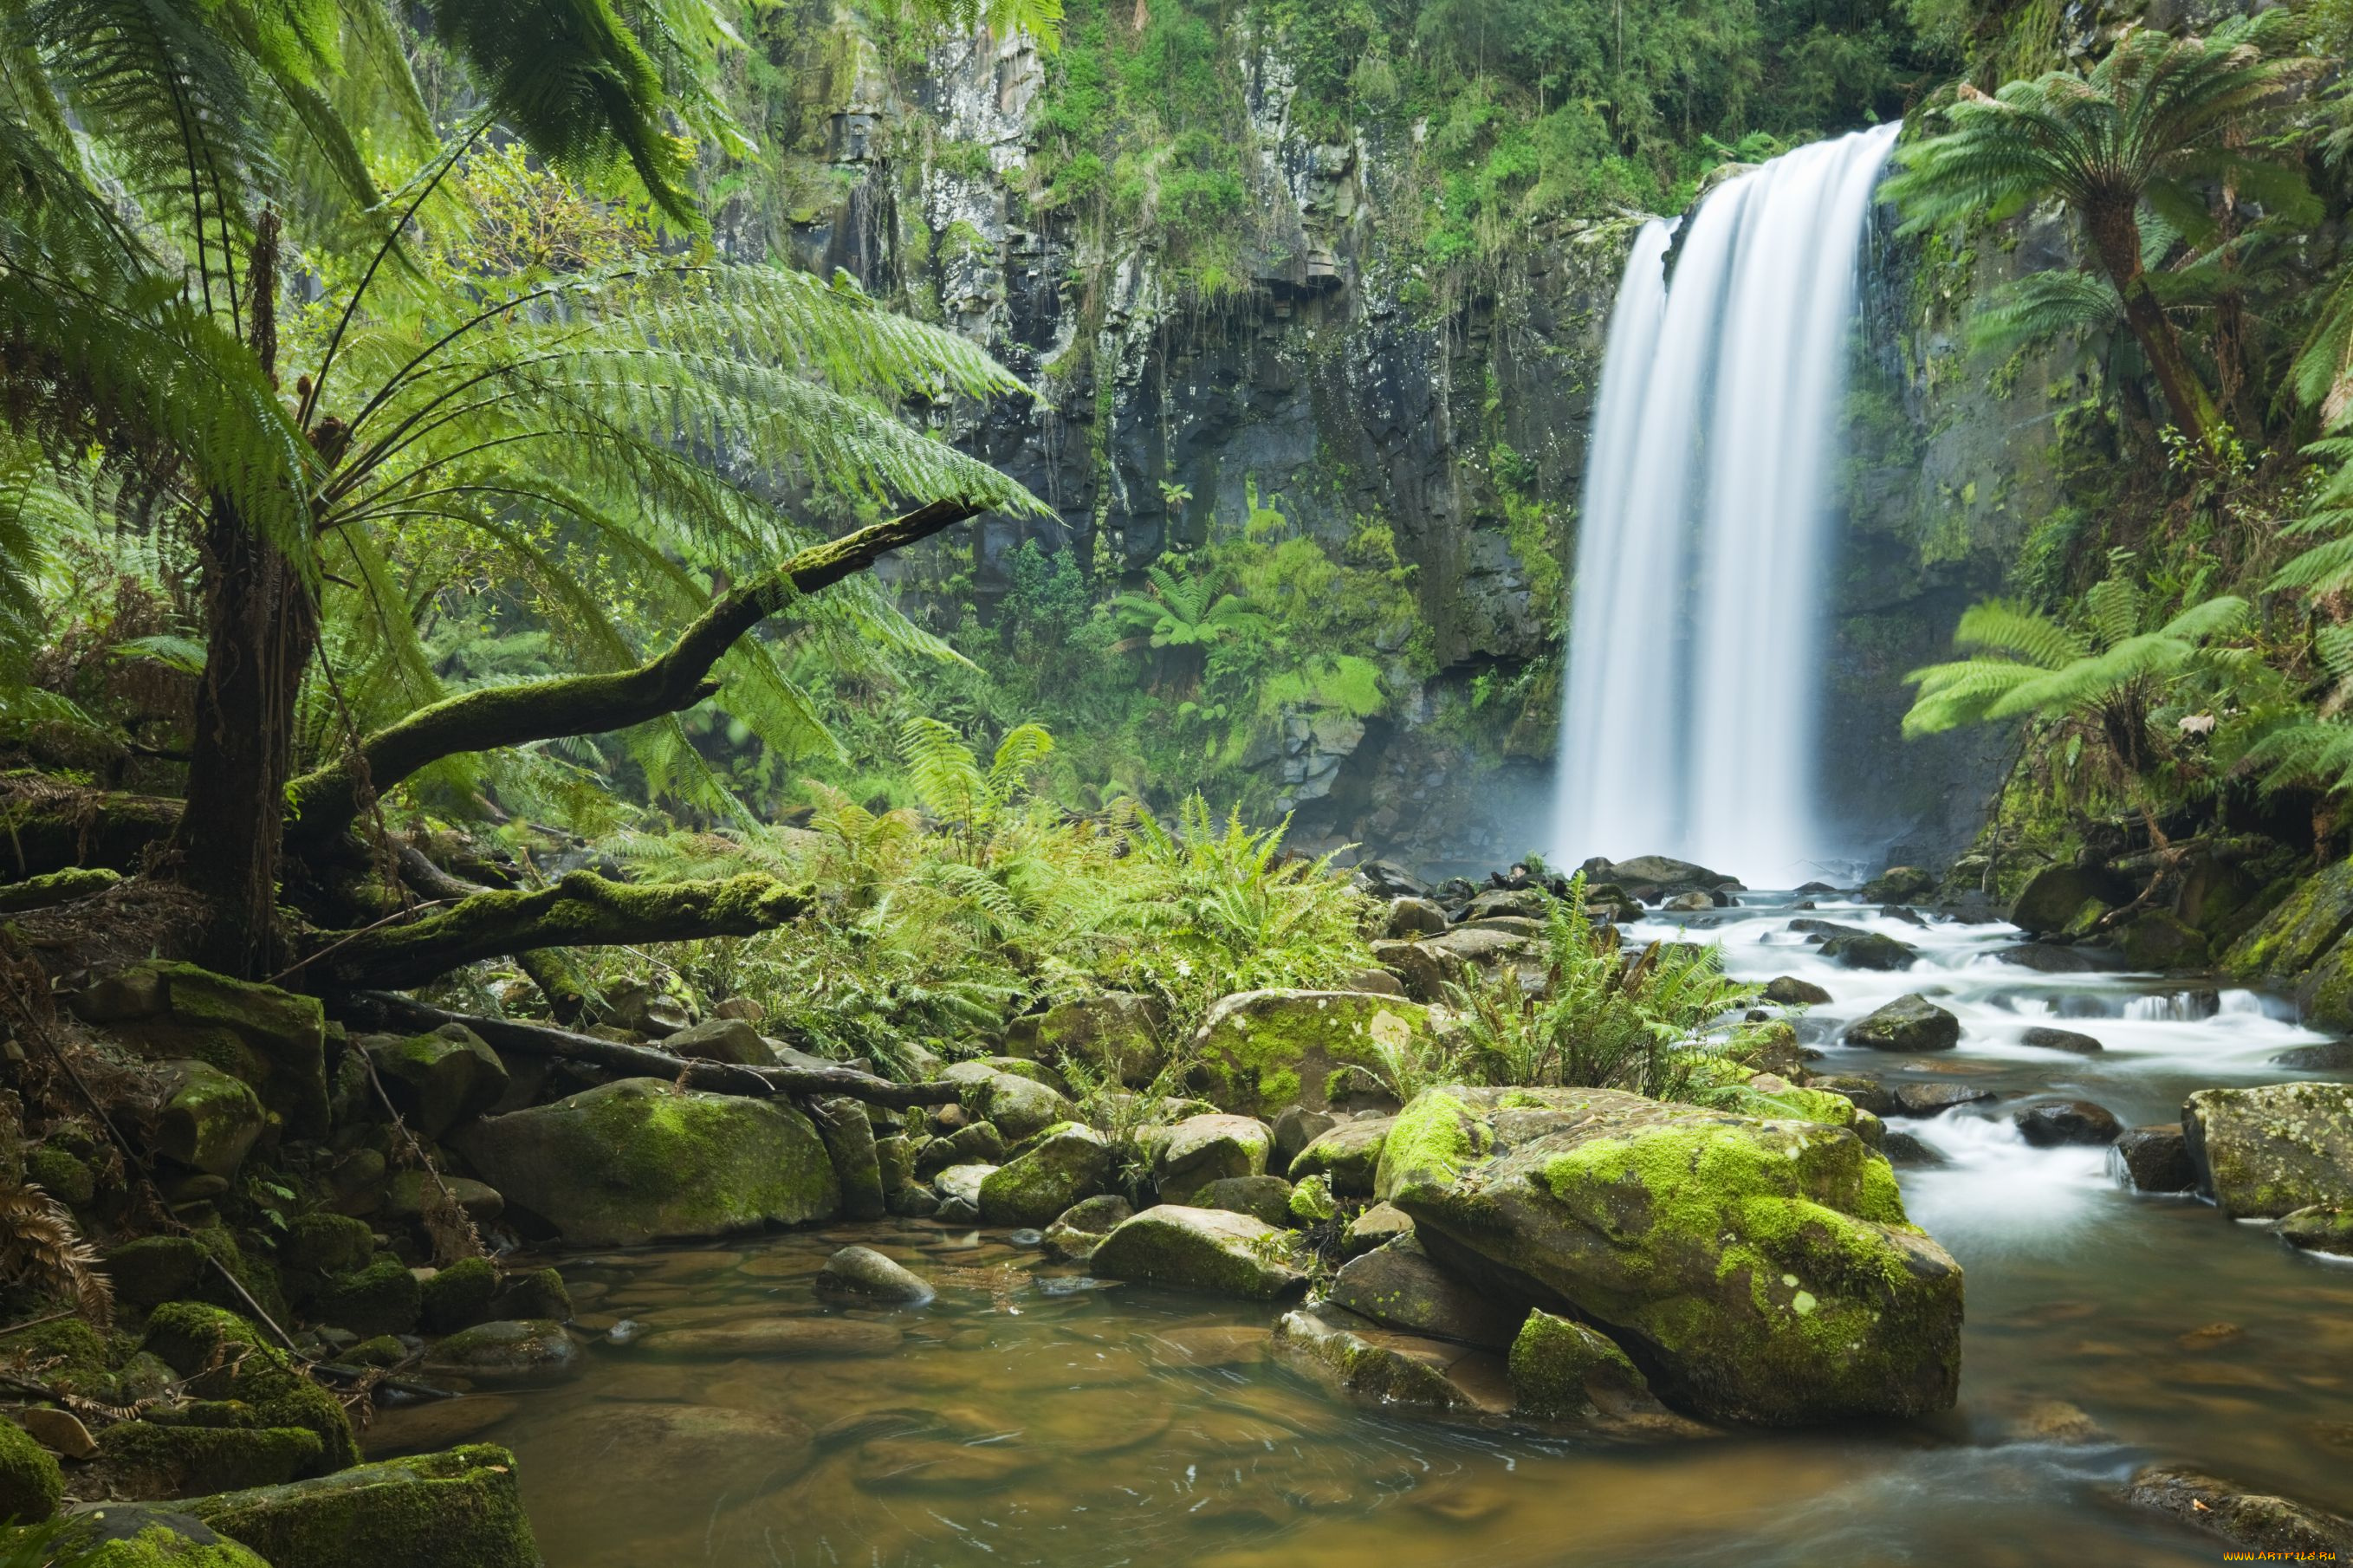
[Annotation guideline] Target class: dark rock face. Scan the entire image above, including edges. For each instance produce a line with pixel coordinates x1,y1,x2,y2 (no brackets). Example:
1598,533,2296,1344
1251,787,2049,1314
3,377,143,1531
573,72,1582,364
2015,1100,2122,1147
2112,1125,2198,1193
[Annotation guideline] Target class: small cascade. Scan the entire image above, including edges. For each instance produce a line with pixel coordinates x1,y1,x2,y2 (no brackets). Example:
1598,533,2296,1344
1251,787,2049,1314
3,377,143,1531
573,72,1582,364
1551,124,1898,883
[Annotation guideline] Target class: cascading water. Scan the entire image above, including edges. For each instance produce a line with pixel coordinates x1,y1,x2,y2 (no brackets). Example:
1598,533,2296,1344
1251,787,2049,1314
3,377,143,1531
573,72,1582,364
1550,124,1898,884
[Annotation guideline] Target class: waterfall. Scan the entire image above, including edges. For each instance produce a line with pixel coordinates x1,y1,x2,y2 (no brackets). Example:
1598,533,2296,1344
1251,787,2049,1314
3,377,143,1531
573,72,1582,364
1548,124,1898,884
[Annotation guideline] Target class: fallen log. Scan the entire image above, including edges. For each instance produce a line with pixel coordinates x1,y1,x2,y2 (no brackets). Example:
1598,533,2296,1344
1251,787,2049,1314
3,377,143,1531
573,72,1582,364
334,991,960,1109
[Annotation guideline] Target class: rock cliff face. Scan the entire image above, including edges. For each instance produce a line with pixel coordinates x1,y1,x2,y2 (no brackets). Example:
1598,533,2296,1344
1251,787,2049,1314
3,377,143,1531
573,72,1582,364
755,10,2052,874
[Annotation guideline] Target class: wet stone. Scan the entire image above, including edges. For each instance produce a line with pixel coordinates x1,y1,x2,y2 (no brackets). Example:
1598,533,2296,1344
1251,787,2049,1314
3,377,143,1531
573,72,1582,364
2016,1099,2123,1146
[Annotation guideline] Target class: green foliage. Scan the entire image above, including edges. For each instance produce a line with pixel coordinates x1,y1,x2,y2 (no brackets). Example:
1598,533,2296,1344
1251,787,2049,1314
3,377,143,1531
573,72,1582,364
1445,875,1765,1102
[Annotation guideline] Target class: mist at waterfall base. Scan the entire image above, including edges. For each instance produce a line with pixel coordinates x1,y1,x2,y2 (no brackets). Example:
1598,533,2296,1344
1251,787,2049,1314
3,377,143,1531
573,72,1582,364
1550,124,1899,887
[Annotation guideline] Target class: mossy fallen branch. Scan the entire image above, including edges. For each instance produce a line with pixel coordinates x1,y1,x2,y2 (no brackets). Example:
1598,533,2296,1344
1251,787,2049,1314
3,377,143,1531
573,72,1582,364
336,991,961,1108
284,499,984,849
301,871,811,990
0,783,184,878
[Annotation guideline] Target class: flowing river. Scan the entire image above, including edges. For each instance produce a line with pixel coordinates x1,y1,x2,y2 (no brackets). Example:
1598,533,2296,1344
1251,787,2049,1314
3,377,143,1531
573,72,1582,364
366,891,2353,1566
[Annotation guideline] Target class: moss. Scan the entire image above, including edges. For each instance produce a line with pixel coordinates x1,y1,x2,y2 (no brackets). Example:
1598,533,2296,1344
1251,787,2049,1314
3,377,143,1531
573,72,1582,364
0,1317,117,1397
1372,1089,1488,1202
25,1144,95,1206
279,1213,373,1276
97,1419,323,1496
0,1415,63,1524
1190,992,1431,1117
1288,1173,1338,1223
1508,1309,1650,1418
418,1257,498,1335
2222,857,2353,980
70,1517,274,1566
311,1258,419,1339
976,1124,1111,1228
188,1443,541,1568
489,1267,571,1322
142,1304,358,1474
0,865,121,912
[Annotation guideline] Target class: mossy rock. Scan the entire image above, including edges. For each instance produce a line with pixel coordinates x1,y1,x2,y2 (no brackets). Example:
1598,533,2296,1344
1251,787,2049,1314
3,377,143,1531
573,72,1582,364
106,1237,214,1311
2224,856,2353,981
1508,1309,1661,1421
976,1123,1110,1228
75,963,329,1137
2116,910,2210,971
1842,994,1961,1053
418,1258,499,1335
1188,990,1432,1117
1287,1117,1391,1195
1040,1195,1131,1263
139,1305,357,1474
0,1414,63,1523
936,1064,1070,1142
0,865,120,912
1087,1205,1307,1300
488,1267,570,1323
2009,864,2127,937
54,1504,273,1566
2182,1083,2353,1219
27,1144,96,1206
806,1097,885,1223
188,1443,541,1568
451,1078,839,1246
94,1419,322,1498
278,1215,373,1276
1148,1114,1272,1203
1383,1085,1961,1426
357,1027,509,1138
421,1321,582,1389
1271,1304,1496,1412
1326,1235,1527,1350
1857,866,1934,903
311,1259,419,1339
1001,993,1167,1086
155,1062,266,1179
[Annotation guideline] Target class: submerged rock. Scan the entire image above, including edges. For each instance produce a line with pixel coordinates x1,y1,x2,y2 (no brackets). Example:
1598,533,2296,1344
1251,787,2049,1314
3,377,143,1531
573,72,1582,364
454,1078,839,1245
1189,990,1434,1116
1890,1083,1992,1116
2126,1465,2353,1557
816,1245,935,1303
1844,995,1961,1053
188,1443,541,1568
1377,1085,1962,1425
1087,1205,1308,1299
2112,1124,2198,1192
2182,1083,2353,1217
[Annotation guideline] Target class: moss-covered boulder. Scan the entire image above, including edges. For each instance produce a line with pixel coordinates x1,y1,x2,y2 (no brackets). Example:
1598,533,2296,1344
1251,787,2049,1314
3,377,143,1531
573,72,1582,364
2011,864,2127,936
140,1305,358,1474
451,1078,838,1245
105,1236,214,1311
1188,991,1433,1117
1040,1195,1131,1262
1088,1205,1308,1299
310,1258,419,1339
936,1064,1071,1142
1379,1085,1962,1425
73,962,329,1137
1843,994,1961,1053
1287,1117,1391,1195
188,1443,541,1568
278,1214,373,1276
806,1097,885,1222
489,1267,570,1323
420,1321,582,1389
658,1017,774,1066
55,1505,273,1566
358,1026,509,1137
1858,866,1935,903
2225,856,2353,981
1002,992,1167,1085
155,1062,265,1179
1326,1235,1527,1350
977,1123,1110,1227
2278,1204,2353,1256
1507,1309,1692,1433
1148,1113,1272,1203
2182,1083,2353,1218
94,1418,323,1498
2116,910,2211,971
0,1414,63,1523
419,1257,500,1334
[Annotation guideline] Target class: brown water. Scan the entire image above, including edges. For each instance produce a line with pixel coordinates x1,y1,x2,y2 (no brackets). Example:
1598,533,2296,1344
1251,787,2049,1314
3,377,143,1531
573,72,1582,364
367,896,2353,1566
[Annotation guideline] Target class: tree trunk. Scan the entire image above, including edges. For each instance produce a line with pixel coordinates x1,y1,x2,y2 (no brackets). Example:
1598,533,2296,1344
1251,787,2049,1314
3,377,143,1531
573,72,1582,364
2088,204,2224,451
168,502,315,978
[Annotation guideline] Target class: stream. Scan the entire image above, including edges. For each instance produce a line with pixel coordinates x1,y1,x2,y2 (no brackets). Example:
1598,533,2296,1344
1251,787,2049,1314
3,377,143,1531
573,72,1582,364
366,892,2353,1566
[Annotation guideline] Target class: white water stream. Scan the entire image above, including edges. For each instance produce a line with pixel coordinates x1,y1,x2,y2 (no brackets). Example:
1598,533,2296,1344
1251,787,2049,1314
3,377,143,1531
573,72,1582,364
1551,125,1899,883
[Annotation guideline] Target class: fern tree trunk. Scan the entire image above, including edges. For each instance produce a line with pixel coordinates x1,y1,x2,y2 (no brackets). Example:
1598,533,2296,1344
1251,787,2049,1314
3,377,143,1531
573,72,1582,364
2088,204,2225,451
168,499,316,978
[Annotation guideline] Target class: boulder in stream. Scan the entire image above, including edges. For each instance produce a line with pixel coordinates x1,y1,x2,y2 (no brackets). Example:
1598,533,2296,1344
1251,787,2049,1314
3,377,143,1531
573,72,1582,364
1377,1085,1962,1424
978,1123,1111,1227
2181,1083,2353,1218
817,1245,936,1302
2117,910,2211,970
1087,1205,1308,1299
2278,1204,2353,1257
1843,995,1961,1053
187,1443,542,1568
2112,1125,2198,1193
453,1079,839,1245
1326,1235,1527,1350
1819,932,1920,971
1041,1194,1131,1262
2269,1040,2353,1072
1272,1303,1512,1414
2015,1099,2122,1146
1764,975,1831,1006
2019,1025,2104,1055
2126,1465,2353,1558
